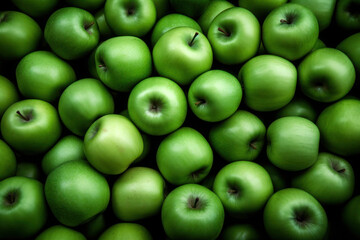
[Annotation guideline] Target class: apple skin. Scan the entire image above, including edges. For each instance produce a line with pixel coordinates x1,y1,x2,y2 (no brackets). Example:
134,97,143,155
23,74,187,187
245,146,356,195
112,167,165,221
238,55,297,112
151,13,202,46
65,0,105,11
0,139,16,181
16,162,41,180
207,7,261,65
16,50,77,102
161,184,224,240
44,7,99,60
95,9,113,39
104,0,156,37
221,224,262,240
58,78,114,136
84,114,144,175
98,223,152,240
316,98,360,156
264,188,328,240
275,97,317,122
42,135,86,175
337,32,360,72
238,0,287,22
0,11,42,60
157,127,213,185
342,195,360,238
298,48,356,103
262,162,289,192
128,77,187,136
292,152,355,205
0,176,47,239
81,213,106,240
310,38,326,53
169,0,210,18
1,99,62,156
209,110,266,162
188,70,242,122
152,0,169,19
0,75,19,118
213,161,274,218
35,225,86,240
267,116,320,171
262,3,319,61
11,0,59,18
335,0,360,31
153,27,213,86
95,36,152,92
45,160,110,227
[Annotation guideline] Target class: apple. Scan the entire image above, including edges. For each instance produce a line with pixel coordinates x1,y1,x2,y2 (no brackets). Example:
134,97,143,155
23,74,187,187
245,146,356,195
98,223,152,240
16,50,77,102
95,9,113,39
298,48,356,103
213,161,273,218
262,162,289,192
0,75,19,118
11,0,59,18
45,160,110,227
238,55,297,112
157,127,213,185
337,32,360,72
16,162,41,180
238,0,287,22
310,38,326,53
0,139,16,181
81,213,106,239
104,0,156,37
292,152,355,205
335,0,360,31
152,0,169,19
112,167,165,221
275,97,318,122
84,114,144,175
316,98,360,156
0,176,47,239
162,184,224,240
221,224,263,240
44,7,99,60
65,0,105,11
267,116,320,171
1,99,62,155
35,225,86,240
209,110,266,162
0,11,42,60
188,69,242,122
153,27,213,85
169,0,209,18
342,195,360,238
207,7,261,65
264,188,328,240
262,3,319,61
128,77,187,136
95,36,152,92
58,78,114,136
42,135,86,175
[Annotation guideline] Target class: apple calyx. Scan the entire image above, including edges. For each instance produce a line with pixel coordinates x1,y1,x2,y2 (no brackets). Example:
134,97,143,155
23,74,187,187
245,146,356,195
4,191,19,207
127,7,136,16
188,32,199,47
280,14,296,24
218,27,230,37
293,209,310,227
16,110,30,121
84,22,95,34
188,196,202,209
331,160,346,174
149,100,162,113
250,141,257,150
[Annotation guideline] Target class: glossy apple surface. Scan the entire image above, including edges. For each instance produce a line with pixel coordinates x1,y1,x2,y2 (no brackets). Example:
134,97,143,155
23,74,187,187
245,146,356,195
98,223,152,240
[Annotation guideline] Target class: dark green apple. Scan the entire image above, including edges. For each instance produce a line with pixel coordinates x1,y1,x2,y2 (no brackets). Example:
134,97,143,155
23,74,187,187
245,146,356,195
36,225,86,240
81,213,106,240
310,38,326,53
169,0,210,18
16,162,41,180
335,0,360,31
342,195,360,238
65,0,105,11
98,223,152,240
11,0,59,18
275,97,317,122
221,224,262,240
337,32,360,72
95,9,113,39
0,75,19,118
239,0,287,22
262,162,289,192
0,139,16,181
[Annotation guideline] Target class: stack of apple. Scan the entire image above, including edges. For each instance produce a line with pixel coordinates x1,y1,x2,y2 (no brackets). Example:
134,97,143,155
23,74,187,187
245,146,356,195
0,0,360,239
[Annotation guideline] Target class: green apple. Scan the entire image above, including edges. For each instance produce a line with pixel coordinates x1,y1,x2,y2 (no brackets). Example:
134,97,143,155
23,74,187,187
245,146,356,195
188,70,242,122
0,11,42,60
337,32,360,72
335,0,360,31
0,139,16,181
128,77,187,136
275,97,317,122
112,167,165,221
290,0,337,31
213,161,273,218
16,162,41,180
44,7,99,60
262,3,319,61
207,7,260,65
169,0,210,18
36,225,86,240
153,27,213,85
157,127,213,185
239,0,287,22
65,0,105,11
95,9,113,39
292,152,355,205
104,0,156,37
1,99,62,155
209,110,266,162
98,223,152,240
162,184,224,240
152,0,169,19
298,48,356,103
0,75,19,118
84,114,143,175
95,36,152,92
238,55,297,112
11,0,59,18
310,38,326,53
316,98,360,156
16,50,76,102
80,213,106,240
58,78,114,136
197,0,234,35
262,162,289,192
264,188,328,240
42,135,86,175
151,13,202,46
267,116,320,171
45,160,110,227
342,195,360,238
0,176,47,239
221,224,262,240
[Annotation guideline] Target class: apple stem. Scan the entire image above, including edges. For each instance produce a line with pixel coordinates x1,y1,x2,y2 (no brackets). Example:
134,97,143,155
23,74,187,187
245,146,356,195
84,22,95,30
195,100,205,106
227,189,238,194
189,32,199,47
280,19,288,23
218,27,230,37
16,110,30,121
250,142,257,150
98,64,107,71
192,197,199,208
